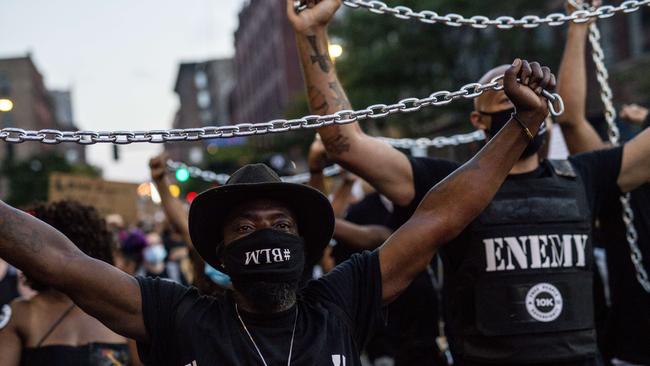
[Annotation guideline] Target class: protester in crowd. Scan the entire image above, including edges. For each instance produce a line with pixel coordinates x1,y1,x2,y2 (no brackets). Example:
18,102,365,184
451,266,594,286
0,200,131,366
137,233,189,286
293,1,650,365
149,153,229,296
0,49,555,366
557,4,650,364
114,229,147,276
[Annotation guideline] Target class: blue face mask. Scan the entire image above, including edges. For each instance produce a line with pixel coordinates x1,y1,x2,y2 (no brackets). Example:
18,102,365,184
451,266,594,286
205,264,232,287
143,245,167,264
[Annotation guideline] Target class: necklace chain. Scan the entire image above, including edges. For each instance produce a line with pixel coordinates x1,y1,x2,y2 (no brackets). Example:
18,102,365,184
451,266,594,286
235,304,299,366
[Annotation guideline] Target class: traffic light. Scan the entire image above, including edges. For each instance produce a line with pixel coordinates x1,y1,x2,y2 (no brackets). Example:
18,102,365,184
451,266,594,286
175,167,190,182
186,191,198,203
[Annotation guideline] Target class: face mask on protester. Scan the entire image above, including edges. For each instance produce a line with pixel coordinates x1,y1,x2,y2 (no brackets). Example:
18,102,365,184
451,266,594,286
204,263,232,287
219,228,305,286
481,107,546,159
143,244,167,264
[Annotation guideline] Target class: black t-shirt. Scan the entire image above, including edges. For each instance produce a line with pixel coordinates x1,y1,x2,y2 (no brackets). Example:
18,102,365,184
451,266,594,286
391,148,623,365
136,251,382,366
599,183,650,364
0,267,19,306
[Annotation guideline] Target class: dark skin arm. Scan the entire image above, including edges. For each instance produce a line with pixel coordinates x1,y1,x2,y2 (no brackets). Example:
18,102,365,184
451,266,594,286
288,0,416,207
556,0,606,154
556,1,650,192
334,218,392,250
378,60,554,303
0,299,23,366
0,204,148,342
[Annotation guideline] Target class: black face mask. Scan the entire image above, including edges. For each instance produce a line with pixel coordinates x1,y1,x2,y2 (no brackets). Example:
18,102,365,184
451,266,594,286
219,228,305,285
482,108,546,159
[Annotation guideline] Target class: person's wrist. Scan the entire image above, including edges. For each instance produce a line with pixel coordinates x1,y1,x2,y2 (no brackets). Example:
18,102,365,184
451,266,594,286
296,24,328,37
515,109,547,133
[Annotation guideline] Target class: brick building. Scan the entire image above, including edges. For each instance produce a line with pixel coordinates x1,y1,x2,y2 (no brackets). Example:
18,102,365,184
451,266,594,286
166,58,236,164
0,55,61,162
230,0,305,146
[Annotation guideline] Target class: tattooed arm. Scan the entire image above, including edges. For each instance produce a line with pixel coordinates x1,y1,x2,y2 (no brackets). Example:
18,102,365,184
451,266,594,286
379,60,555,303
0,203,147,341
288,0,416,207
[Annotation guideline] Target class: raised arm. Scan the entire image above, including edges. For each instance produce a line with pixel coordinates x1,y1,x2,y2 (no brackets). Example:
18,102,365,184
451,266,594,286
334,218,392,250
379,60,555,303
149,153,192,246
287,0,416,206
0,203,147,341
618,127,650,192
556,0,607,154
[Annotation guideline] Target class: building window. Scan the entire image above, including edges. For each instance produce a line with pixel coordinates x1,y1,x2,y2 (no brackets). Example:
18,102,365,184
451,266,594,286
194,71,208,89
197,90,211,109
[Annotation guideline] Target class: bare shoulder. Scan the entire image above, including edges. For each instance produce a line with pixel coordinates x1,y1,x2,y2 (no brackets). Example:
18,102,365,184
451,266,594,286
1,297,32,332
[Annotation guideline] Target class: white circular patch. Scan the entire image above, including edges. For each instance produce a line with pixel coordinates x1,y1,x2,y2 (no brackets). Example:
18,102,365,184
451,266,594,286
0,304,12,329
525,283,563,322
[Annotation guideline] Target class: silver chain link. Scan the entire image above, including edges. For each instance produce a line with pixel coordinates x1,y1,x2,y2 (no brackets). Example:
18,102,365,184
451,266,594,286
0,76,562,145
583,4,650,291
378,129,485,149
166,160,343,185
341,0,649,29
164,129,485,184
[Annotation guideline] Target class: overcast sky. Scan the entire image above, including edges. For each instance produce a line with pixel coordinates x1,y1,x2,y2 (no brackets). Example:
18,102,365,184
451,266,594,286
0,0,245,182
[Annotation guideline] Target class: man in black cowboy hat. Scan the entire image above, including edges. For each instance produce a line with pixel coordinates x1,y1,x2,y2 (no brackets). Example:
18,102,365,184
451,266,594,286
0,59,553,365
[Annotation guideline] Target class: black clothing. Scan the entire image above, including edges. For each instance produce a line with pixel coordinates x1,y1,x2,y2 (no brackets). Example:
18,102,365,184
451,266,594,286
0,266,20,306
451,159,596,364
391,148,622,365
384,157,460,366
599,183,650,365
136,251,382,366
332,193,391,265
20,343,129,366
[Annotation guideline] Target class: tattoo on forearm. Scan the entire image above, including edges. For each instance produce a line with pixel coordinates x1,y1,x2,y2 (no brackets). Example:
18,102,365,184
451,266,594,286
328,82,347,108
307,35,331,73
308,85,329,115
322,130,351,155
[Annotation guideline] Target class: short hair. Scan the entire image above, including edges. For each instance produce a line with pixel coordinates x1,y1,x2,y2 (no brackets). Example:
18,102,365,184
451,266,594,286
474,64,511,110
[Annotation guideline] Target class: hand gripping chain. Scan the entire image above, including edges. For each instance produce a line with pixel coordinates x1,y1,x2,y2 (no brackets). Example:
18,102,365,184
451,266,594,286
570,0,650,292
0,77,563,145
339,0,649,29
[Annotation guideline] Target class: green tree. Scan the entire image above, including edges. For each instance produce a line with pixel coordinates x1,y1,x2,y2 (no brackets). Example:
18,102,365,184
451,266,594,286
331,0,563,136
2,153,101,207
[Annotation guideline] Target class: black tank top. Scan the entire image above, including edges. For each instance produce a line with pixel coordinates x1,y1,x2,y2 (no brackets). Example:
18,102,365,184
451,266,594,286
21,343,129,366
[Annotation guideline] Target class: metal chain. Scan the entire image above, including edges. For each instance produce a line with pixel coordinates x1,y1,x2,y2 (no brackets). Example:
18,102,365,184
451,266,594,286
585,8,650,291
165,129,485,184
166,160,343,185
341,0,649,29
378,129,485,149
0,76,562,145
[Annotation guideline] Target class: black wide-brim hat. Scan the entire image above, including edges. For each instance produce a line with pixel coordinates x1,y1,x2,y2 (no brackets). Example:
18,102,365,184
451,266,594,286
189,163,334,269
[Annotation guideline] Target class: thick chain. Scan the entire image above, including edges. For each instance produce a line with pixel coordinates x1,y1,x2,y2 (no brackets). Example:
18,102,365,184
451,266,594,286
586,12,649,291
341,0,649,29
0,76,562,145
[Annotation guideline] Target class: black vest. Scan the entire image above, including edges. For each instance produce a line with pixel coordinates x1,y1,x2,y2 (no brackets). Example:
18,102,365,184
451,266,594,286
450,160,596,364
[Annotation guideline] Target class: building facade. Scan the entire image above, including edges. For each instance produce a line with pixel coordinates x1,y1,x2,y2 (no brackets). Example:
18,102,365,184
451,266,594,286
166,58,236,164
230,0,305,143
